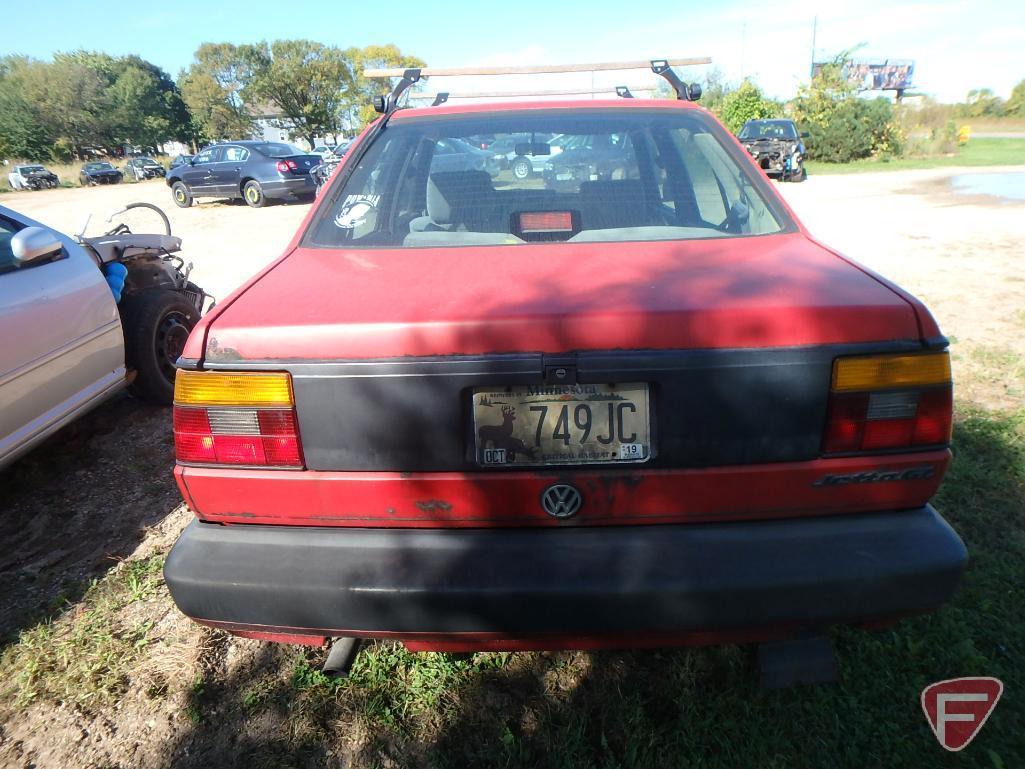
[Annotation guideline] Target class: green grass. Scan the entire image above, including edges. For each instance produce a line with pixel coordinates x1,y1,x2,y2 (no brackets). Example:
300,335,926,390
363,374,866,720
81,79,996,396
172,407,1025,768
806,138,1025,175
0,555,165,709
1,407,1022,767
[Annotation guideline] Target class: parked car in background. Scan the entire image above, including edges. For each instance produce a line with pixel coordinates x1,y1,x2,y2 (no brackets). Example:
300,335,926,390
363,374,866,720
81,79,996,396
163,88,965,667
430,137,502,178
7,164,60,191
79,161,123,186
124,156,166,181
542,132,635,192
310,141,354,191
487,133,562,179
737,119,808,182
310,146,335,159
165,141,320,208
0,202,206,470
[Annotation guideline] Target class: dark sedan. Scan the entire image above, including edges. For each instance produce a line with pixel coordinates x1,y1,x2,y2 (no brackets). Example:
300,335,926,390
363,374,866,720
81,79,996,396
165,141,320,208
542,133,635,192
430,138,501,178
79,162,123,186
124,156,166,181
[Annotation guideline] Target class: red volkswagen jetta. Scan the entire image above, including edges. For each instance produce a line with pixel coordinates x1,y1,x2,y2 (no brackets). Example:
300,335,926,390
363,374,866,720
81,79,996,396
164,86,965,663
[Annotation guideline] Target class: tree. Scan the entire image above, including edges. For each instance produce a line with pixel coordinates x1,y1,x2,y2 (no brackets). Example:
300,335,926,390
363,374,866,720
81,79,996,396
957,88,1005,118
179,43,258,142
1007,79,1025,117
0,57,50,160
1,52,192,160
60,51,193,150
790,52,903,162
696,67,732,116
341,44,427,131
718,79,779,134
245,40,353,148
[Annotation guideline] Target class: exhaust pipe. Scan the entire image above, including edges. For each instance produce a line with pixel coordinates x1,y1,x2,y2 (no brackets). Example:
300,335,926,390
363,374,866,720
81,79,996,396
322,637,362,678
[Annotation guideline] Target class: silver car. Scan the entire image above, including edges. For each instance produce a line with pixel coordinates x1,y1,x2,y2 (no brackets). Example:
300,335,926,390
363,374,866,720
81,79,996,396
0,204,205,470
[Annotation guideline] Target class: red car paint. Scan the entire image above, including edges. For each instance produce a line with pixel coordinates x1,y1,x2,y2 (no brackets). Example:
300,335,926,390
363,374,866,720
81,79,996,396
175,449,949,528
197,233,921,363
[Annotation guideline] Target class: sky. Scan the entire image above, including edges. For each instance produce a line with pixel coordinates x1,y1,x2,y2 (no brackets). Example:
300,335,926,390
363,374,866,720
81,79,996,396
3,0,1023,103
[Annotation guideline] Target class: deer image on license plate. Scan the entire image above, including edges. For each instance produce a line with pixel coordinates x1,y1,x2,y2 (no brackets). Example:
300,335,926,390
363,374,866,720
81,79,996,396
473,383,650,466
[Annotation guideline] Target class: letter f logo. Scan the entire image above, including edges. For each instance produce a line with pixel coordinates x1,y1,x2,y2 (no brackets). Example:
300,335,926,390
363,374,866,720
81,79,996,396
921,677,1003,751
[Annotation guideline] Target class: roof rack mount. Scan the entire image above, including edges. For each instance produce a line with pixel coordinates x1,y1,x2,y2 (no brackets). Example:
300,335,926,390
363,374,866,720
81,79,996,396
367,57,710,112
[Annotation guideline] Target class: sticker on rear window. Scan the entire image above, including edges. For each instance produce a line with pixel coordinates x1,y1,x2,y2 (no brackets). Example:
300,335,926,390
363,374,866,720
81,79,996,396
334,194,380,230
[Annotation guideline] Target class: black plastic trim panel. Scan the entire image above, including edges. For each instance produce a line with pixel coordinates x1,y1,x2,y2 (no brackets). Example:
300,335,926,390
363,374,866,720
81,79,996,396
164,505,967,635
201,340,932,471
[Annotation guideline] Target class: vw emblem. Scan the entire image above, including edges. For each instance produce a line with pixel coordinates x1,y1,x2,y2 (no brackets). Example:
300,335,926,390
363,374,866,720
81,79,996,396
541,484,582,519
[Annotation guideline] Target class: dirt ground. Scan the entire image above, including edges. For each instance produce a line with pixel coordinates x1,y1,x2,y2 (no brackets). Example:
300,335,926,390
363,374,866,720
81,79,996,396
0,165,1023,768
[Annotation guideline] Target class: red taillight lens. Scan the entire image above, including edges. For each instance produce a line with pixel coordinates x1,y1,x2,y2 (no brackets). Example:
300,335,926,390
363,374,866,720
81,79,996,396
823,393,868,453
174,405,303,467
823,388,952,454
913,388,953,445
276,159,299,172
823,352,952,455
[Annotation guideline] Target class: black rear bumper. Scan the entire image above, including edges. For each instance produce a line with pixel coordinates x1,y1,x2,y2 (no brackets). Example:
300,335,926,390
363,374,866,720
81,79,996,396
164,506,966,637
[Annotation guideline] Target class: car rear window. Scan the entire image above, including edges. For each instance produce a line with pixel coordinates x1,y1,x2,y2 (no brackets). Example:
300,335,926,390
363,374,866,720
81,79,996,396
306,109,789,249
740,121,798,140
252,142,307,158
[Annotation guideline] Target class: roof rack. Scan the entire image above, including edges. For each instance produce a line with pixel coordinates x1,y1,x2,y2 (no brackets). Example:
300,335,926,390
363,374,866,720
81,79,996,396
408,86,658,102
366,57,710,113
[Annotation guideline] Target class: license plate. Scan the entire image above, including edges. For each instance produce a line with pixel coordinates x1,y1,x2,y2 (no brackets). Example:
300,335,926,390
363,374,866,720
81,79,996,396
473,383,650,466
556,172,573,181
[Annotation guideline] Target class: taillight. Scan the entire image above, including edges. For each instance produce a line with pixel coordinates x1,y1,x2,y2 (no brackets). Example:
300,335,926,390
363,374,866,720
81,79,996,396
823,352,952,454
275,159,299,173
173,371,304,468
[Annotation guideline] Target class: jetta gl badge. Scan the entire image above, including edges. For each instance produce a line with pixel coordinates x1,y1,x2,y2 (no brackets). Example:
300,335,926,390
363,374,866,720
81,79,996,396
541,484,582,518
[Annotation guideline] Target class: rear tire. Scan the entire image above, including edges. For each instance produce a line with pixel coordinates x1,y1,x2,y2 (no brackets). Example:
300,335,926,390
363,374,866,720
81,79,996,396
120,289,199,405
511,157,532,180
243,180,266,208
171,181,193,208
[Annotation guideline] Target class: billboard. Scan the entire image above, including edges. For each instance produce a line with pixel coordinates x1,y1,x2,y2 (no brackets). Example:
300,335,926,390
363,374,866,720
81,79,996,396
813,59,914,91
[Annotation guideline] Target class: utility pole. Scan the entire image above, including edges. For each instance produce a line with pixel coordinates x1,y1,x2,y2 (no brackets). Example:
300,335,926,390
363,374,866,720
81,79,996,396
740,15,747,81
810,16,818,79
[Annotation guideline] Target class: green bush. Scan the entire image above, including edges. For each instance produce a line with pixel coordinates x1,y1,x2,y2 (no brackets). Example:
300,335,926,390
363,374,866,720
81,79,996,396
791,55,903,163
50,138,74,163
719,80,779,135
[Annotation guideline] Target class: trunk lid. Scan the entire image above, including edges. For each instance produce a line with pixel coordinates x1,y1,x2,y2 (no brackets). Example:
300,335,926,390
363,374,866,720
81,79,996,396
201,232,919,363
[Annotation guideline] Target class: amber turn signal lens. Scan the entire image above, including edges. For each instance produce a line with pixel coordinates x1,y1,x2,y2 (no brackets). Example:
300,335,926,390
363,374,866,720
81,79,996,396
831,352,950,392
174,370,293,406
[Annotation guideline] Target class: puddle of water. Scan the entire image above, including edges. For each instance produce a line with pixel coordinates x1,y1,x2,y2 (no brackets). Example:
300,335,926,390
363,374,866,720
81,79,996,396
951,172,1025,202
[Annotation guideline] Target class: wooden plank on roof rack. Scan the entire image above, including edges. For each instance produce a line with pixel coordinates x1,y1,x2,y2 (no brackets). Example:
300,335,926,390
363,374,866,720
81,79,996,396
407,87,659,99
364,58,711,78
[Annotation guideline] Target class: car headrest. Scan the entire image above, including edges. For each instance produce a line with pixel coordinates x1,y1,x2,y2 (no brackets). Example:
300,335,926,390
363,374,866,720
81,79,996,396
427,171,494,225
